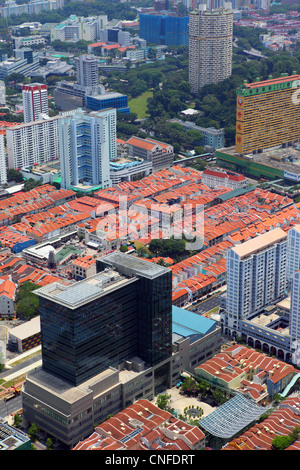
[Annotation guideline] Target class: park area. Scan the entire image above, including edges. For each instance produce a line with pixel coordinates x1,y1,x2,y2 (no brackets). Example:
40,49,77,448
128,91,153,119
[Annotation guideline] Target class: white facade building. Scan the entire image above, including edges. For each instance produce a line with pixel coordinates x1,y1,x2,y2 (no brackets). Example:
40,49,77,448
75,54,99,95
290,270,300,346
59,108,115,191
224,228,288,335
287,225,300,282
201,168,248,189
7,115,59,169
0,134,6,184
22,83,49,123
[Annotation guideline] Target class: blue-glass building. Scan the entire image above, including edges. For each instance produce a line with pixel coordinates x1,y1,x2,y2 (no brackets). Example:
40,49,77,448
139,12,189,46
86,92,130,114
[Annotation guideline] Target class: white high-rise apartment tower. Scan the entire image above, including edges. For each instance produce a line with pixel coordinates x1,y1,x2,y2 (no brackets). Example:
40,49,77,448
7,116,59,169
0,134,7,184
224,228,288,336
287,225,300,281
75,54,99,95
22,83,49,123
58,108,115,190
289,270,300,366
188,3,233,93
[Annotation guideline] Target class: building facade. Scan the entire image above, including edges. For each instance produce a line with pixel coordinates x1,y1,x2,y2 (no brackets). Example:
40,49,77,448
22,253,220,447
127,136,173,173
7,115,59,169
75,54,99,95
139,12,189,46
58,108,115,191
0,134,7,184
235,73,300,155
287,225,300,282
224,228,288,336
22,83,49,123
188,4,233,93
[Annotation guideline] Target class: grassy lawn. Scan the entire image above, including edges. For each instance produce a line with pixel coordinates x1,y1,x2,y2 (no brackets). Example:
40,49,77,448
128,91,153,119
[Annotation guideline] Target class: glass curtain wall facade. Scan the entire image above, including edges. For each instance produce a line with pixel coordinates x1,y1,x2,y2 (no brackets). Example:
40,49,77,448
97,254,173,367
139,13,189,46
39,280,139,386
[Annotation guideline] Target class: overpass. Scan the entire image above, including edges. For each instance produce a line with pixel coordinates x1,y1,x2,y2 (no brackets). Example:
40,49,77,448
175,153,212,164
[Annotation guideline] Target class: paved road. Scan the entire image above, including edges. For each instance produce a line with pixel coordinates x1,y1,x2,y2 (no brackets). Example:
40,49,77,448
189,292,221,315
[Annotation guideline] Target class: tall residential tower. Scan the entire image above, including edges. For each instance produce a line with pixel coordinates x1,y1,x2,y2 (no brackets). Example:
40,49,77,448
58,108,115,191
224,228,288,336
188,3,233,93
22,83,49,123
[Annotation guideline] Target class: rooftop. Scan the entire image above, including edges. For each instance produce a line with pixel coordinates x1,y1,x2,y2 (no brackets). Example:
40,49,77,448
231,227,287,259
34,268,136,309
100,251,171,280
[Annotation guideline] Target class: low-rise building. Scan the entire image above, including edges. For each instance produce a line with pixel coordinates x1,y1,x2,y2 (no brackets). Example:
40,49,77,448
127,136,173,173
0,420,31,450
72,254,97,280
7,316,41,353
201,168,248,190
73,399,206,450
0,276,16,318
195,345,295,399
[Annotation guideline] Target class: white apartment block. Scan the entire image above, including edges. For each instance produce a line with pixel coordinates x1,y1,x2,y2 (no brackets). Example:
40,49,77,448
75,54,99,94
188,4,233,93
13,35,46,49
58,108,115,191
290,270,300,345
50,15,105,43
7,115,59,169
225,228,288,334
22,83,49,123
0,134,7,184
287,225,300,282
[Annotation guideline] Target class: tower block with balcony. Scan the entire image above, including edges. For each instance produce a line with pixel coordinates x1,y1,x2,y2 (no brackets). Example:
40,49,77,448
235,73,300,155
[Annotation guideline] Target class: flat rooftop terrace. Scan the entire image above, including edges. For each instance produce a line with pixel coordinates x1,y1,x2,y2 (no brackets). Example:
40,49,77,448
218,145,300,175
34,268,136,308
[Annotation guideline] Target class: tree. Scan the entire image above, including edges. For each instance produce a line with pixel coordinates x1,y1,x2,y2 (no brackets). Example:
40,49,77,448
7,169,23,183
120,245,128,252
23,178,43,191
156,394,175,414
28,423,39,442
272,435,294,450
16,281,40,320
46,437,54,450
148,239,163,255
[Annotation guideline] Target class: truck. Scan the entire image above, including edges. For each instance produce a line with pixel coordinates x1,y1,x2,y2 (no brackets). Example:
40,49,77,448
4,386,21,402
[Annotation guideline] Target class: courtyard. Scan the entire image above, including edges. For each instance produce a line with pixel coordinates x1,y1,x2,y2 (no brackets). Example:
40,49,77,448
154,386,217,418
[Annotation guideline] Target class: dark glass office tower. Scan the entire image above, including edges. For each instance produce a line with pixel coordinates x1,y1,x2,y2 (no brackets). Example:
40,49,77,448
98,253,173,367
36,253,172,386
97,252,172,366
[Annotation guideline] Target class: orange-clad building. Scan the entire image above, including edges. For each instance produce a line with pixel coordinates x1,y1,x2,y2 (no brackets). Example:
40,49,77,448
235,73,300,154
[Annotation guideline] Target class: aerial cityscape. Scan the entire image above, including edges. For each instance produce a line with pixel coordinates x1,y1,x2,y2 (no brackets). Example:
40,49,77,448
0,0,299,456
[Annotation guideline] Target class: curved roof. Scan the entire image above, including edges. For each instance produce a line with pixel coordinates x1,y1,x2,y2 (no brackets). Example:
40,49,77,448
199,394,269,439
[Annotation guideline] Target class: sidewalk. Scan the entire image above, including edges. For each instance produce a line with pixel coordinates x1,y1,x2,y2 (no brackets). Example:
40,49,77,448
0,346,42,399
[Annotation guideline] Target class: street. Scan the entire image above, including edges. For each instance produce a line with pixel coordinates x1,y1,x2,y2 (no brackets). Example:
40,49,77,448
189,292,221,315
